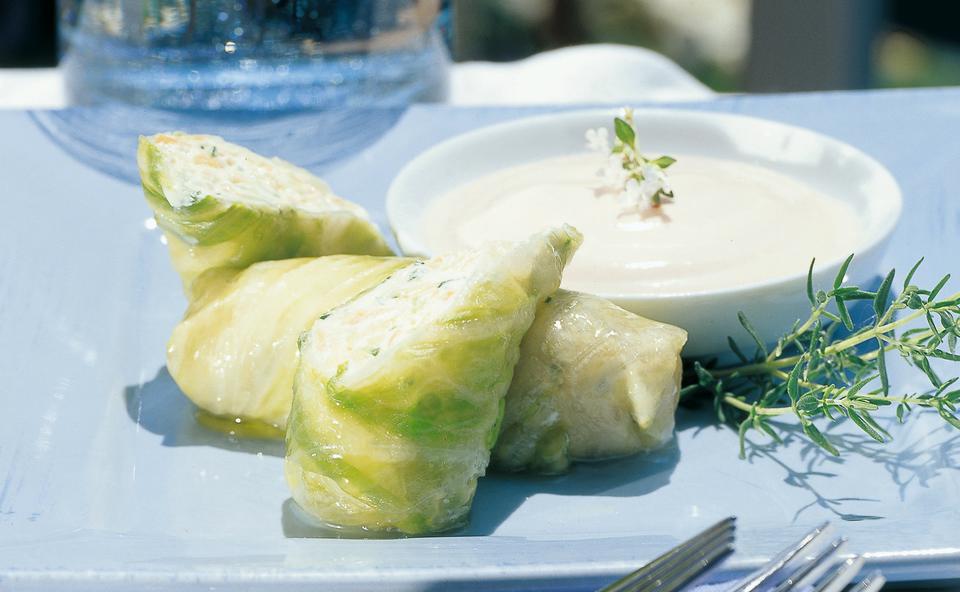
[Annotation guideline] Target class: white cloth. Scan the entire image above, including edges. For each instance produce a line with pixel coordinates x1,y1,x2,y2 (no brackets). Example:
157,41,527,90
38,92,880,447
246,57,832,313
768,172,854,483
0,68,67,109
449,44,715,105
0,44,713,109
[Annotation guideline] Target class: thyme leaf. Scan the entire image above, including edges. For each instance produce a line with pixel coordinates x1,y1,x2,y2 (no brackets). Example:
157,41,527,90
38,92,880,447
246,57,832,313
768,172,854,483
684,256,960,457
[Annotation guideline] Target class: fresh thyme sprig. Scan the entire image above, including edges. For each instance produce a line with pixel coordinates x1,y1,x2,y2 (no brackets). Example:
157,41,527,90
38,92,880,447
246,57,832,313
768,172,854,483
585,108,677,210
683,256,960,458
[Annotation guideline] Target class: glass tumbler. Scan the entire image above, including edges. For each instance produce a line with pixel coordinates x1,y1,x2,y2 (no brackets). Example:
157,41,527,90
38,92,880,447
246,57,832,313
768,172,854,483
58,0,450,111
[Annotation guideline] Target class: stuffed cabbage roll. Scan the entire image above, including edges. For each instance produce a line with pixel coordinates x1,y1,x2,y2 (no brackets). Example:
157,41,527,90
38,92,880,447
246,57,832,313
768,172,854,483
137,132,392,294
492,290,687,475
285,226,582,535
167,255,412,433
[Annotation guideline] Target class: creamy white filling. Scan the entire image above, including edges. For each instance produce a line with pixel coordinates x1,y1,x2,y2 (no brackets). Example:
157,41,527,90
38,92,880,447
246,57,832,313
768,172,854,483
149,132,367,216
304,250,482,380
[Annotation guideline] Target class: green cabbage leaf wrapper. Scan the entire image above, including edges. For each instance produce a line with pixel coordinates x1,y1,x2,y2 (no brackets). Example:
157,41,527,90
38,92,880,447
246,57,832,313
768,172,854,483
285,226,582,535
168,262,686,475
492,290,687,474
167,256,412,432
137,132,392,295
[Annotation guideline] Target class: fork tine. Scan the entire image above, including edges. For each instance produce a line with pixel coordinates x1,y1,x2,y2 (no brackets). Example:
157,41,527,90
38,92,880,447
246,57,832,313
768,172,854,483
599,518,735,592
848,569,887,592
650,535,734,592
771,537,847,592
627,522,735,592
599,517,735,592
728,522,832,592
810,556,866,592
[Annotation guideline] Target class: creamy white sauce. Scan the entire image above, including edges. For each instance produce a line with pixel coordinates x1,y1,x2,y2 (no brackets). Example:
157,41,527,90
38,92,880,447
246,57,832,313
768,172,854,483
421,153,862,295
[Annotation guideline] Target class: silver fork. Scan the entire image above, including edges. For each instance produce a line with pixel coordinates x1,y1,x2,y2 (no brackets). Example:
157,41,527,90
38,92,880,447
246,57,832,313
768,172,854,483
598,517,736,592
728,522,885,592
598,519,886,592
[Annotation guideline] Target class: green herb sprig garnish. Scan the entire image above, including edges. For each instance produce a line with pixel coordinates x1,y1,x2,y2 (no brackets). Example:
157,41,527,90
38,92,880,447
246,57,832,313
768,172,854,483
684,256,960,458
586,108,677,210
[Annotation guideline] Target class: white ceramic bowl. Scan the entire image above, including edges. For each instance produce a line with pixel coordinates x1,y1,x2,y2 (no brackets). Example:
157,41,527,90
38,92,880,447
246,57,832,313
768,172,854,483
386,109,902,357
